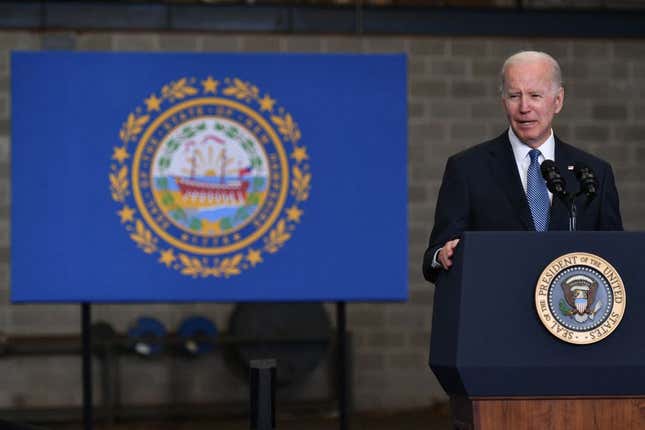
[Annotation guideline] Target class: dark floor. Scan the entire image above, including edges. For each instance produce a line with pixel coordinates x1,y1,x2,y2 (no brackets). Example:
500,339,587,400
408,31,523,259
17,406,451,430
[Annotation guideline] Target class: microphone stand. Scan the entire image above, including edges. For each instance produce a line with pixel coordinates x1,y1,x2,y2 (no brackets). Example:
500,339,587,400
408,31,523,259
567,196,577,232
554,192,576,232
565,190,595,232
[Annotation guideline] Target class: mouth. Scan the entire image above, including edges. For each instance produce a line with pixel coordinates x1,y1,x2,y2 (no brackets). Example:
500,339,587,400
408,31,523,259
516,120,537,128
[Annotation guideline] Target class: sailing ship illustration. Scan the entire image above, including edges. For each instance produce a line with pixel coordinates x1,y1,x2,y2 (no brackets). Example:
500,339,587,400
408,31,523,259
174,138,252,205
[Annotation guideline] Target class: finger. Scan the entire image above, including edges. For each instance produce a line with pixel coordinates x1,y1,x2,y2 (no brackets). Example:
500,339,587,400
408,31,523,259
440,250,452,269
441,240,459,269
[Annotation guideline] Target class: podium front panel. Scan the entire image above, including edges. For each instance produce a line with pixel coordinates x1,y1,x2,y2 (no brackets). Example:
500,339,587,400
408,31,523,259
430,231,645,397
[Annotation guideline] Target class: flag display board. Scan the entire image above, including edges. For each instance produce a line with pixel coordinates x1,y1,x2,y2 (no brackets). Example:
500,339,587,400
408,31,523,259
11,52,407,302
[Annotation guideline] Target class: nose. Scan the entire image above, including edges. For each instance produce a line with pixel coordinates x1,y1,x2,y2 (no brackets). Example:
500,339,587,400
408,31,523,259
519,95,530,113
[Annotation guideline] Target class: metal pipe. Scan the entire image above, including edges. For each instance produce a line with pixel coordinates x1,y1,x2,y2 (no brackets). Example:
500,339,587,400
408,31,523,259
82,303,93,430
336,302,348,430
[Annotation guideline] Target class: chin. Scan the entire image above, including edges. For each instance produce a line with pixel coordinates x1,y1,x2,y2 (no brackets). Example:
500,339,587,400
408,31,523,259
515,130,544,145
520,133,539,141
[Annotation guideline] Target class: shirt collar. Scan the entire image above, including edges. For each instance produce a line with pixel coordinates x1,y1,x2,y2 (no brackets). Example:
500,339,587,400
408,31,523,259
508,127,555,163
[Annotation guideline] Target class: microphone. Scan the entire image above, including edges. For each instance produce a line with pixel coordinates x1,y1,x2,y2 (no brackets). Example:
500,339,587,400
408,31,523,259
540,160,567,199
574,163,598,197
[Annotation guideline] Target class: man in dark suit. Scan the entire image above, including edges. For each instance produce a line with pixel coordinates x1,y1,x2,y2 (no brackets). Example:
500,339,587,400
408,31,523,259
422,51,623,284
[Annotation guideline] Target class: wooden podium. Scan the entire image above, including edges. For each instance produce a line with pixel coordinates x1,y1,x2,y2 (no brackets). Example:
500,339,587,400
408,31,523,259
451,397,644,429
429,232,645,430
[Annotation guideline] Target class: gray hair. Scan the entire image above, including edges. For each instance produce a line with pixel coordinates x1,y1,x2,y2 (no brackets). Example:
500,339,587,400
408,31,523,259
499,50,563,95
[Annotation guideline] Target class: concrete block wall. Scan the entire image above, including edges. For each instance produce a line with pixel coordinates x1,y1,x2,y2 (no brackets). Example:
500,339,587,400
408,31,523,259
0,31,644,411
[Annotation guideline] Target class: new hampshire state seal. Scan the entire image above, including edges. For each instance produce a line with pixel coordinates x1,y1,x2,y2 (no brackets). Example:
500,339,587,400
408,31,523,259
535,252,626,345
109,77,311,278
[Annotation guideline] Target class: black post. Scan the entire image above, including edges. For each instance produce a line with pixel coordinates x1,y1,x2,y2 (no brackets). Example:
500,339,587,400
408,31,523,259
250,359,276,430
336,301,348,430
81,302,93,430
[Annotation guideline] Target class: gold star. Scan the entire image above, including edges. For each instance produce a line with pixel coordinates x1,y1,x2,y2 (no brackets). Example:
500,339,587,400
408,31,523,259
159,249,176,267
291,146,308,163
112,146,129,163
259,95,276,112
117,205,135,223
145,94,161,112
286,205,303,222
246,249,263,267
202,76,218,94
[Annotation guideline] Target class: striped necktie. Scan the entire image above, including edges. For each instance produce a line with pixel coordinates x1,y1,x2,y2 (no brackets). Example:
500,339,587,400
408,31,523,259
527,149,550,232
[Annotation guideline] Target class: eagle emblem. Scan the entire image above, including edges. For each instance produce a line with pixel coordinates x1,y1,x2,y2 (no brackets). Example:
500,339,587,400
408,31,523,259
560,275,602,323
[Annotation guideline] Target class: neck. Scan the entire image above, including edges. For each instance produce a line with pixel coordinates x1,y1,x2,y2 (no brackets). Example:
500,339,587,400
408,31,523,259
509,127,552,149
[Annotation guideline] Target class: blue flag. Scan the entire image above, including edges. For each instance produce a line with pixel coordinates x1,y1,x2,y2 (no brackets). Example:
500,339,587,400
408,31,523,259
11,52,407,302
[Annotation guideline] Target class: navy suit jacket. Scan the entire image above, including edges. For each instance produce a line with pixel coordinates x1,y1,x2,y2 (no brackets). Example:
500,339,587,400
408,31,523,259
422,131,623,283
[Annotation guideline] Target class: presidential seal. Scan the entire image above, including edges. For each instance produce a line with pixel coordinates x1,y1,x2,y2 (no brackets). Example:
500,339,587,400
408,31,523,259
535,253,626,345
109,77,311,278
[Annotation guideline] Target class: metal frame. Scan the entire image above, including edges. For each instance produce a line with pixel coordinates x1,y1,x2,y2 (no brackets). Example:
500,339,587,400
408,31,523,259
1,2,645,37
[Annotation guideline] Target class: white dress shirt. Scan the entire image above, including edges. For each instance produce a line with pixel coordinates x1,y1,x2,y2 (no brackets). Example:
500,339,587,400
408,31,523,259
508,127,555,203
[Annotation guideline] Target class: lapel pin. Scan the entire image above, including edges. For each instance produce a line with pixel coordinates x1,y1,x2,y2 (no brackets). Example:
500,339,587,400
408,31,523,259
568,165,575,171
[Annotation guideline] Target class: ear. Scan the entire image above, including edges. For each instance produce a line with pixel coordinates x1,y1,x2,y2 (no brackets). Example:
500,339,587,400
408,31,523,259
554,87,564,114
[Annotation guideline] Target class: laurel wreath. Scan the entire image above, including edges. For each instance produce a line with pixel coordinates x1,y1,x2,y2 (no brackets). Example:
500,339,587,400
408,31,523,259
111,75,310,278
271,113,301,143
109,166,129,202
119,114,149,144
178,253,243,278
161,78,198,102
130,220,158,254
264,220,291,253
291,166,311,202
223,78,260,102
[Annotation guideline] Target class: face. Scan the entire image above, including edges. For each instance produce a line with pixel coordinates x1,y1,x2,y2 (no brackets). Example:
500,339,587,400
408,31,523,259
502,60,564,148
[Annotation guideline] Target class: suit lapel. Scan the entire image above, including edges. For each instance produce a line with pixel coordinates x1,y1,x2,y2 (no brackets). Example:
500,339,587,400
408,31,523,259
488,133,533,230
